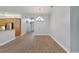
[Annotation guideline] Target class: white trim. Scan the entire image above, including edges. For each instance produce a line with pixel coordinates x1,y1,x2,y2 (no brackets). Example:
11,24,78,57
33,34,49,36
33,33,70,52
0,37,15,47
49,34,70,53
0,14,22,18
21,32,26,36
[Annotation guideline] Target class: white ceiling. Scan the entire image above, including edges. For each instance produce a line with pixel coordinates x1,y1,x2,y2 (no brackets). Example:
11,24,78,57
0,6,52,16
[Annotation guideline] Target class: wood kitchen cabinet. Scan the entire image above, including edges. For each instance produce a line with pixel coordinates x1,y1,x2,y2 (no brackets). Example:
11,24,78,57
0,18,21,37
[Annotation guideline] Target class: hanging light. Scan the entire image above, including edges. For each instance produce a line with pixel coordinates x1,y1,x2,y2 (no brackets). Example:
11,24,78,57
36,16,44,22
36,7,44,22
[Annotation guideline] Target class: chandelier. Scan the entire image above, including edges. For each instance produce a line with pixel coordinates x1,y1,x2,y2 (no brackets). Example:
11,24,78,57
35,7,44,22
36,16,44,22
26,7,44,23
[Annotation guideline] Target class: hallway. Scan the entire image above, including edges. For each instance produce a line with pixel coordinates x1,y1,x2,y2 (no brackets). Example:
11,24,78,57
0,33,66,53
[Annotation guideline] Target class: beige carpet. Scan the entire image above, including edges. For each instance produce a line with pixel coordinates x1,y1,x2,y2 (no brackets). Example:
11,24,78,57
0,33,66,53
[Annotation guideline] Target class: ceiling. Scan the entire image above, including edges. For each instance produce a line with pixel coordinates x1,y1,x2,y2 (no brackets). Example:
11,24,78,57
0,6,53,16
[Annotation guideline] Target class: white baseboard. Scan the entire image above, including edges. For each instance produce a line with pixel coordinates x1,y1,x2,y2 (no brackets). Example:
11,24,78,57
49,34,70,53
33,34,49,36
33,33,70,52
21,32,26,36
0,37,15,47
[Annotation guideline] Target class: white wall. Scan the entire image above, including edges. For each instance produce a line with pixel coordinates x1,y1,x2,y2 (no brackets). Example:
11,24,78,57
0,30,15,46
49,6,70,52
21,16,50,35
71,6,79,52
21,18,32,35
21,18,27,34
34,16,50,35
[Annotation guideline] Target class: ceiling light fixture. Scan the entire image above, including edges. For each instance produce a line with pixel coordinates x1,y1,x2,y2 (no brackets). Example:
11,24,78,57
36,7,44,22
36,16,44,22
